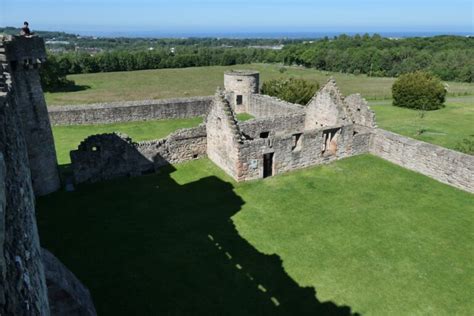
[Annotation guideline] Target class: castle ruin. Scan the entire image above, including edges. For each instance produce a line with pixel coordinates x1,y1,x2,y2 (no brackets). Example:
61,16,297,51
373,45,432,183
1,35,473,315
58,69,473,193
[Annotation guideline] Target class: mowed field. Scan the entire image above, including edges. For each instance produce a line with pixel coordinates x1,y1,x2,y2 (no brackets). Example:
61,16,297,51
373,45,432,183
45,63,474,105
47,64,474,156
37,156,474,315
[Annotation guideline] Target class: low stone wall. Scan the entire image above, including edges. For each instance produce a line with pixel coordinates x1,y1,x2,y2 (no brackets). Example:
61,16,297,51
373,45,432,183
370,129,474,193
48,96,213,126
71,125,207,184
247,94,304,118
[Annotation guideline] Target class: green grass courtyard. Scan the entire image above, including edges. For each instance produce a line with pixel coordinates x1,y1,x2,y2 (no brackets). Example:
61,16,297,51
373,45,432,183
39,64,474,315
37,156,474,315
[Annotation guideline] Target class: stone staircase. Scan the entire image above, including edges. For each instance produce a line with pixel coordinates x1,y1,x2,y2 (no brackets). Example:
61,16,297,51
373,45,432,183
219,90,244,143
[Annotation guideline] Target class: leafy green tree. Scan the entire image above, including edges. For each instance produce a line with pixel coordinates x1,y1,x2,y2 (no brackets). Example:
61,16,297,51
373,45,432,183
40,54,75,91
261,78,319,105
392,71,446,110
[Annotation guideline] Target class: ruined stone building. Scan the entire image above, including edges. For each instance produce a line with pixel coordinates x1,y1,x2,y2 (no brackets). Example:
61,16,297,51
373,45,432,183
1,35,473,315
59,70,473,193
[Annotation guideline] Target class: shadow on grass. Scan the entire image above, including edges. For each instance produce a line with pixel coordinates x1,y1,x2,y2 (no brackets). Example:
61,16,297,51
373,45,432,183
38,163,357,315
46,84,91,93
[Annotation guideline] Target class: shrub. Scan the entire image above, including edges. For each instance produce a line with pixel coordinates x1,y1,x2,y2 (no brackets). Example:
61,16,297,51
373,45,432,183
455,136,474,155
261,78,319,105
392,71,446,110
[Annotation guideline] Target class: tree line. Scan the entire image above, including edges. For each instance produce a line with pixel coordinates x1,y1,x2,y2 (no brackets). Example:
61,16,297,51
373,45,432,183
40,34,473,90
282,34,473,82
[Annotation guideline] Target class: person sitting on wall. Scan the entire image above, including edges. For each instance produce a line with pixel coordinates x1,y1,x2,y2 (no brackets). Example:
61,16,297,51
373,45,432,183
20,21,33,37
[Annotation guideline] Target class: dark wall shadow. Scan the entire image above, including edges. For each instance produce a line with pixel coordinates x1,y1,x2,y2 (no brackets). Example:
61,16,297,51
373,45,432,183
39,139,359,315
46,84,91,93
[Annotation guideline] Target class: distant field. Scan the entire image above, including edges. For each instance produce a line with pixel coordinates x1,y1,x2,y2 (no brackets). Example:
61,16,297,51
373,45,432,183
37,155,474,315
45,64,474,106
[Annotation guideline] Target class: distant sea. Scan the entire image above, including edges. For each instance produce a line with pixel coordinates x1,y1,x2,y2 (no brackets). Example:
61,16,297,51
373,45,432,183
73,30,473,39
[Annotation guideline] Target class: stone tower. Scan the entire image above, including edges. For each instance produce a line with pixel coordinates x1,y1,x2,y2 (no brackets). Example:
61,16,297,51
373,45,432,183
1,36,60,196
224,70,259,113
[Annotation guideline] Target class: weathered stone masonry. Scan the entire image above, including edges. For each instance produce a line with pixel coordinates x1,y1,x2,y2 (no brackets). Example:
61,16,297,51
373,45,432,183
1,35,96,316
68,69,474,193
3,36,60,196
206,79,374,181
370,129,474,193
0,69,50,316
71,125,207,184
48,96,212,126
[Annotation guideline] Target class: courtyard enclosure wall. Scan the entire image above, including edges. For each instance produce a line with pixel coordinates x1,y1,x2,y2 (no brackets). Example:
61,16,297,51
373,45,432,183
48,96,213,126
370,129,474,193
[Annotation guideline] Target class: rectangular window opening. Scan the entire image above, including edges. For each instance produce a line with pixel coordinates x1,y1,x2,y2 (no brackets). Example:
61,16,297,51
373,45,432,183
322,128,341,156
260,132,270,139
236,95,243,105
292,133,303,151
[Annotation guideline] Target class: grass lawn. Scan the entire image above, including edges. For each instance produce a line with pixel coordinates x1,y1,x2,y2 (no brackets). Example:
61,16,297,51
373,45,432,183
36,155,474,315
53,117,202,164
44,64,474,105
236,112,254,121
370,96,474,151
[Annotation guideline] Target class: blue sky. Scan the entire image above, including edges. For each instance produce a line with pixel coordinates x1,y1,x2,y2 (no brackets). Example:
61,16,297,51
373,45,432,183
0,0,472,35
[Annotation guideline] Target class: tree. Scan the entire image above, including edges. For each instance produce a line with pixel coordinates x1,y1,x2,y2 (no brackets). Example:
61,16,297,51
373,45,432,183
40,54,75,91
392,71,446,110
261,78,319,105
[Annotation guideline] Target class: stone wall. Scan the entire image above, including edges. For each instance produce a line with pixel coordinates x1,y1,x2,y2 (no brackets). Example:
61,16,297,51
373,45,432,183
0,88,50,315
370,129,474,193
206,90,243,180
305,79,350,130
236,124,372,180
344,94,377,128
247,94,304,118
4,36,60,196
71,125,207,184
224,70,259,113
48,96,213,126
238,113,305,139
